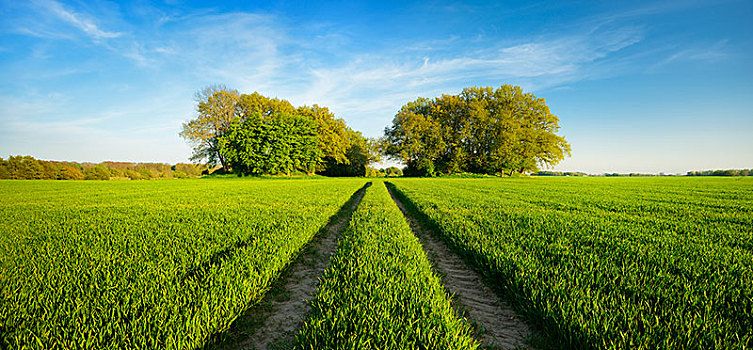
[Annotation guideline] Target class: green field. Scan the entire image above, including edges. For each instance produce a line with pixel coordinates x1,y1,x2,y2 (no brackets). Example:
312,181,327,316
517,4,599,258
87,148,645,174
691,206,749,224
0,178,366,348
297,181,477,349
1,177,752,349
389,177,753,349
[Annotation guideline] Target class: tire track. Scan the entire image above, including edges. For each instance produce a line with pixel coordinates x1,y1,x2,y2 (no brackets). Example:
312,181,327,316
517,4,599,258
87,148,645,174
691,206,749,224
385,182,533,349
205,183,370,350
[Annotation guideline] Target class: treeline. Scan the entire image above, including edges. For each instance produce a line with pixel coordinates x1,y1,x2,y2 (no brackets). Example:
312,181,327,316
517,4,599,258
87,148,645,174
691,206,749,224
384,85,571,176
604,173,663,177
0,155,208,180
687,169,752,176
365,166,403,177
535,171,587,176
180,87,379,177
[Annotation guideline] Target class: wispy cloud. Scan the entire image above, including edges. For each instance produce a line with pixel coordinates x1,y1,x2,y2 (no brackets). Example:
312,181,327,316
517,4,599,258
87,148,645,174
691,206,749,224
36,0,122,40
2,0,748,167
655,40,730,66
283,25,644,134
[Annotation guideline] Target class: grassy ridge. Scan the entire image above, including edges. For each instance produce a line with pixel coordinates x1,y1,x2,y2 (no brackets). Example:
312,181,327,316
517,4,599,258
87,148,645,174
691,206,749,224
0,179,365,349
296,181,478,349
389,177,753,349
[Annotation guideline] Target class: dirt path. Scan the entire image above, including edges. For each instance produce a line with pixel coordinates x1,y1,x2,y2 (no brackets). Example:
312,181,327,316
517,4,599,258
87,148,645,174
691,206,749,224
206,183,369,350
385,183,533,349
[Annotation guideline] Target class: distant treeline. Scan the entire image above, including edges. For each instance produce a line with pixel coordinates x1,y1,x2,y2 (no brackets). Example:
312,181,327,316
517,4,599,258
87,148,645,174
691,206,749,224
0,155,209,180
534,171,588,177
536,170,753,177
687,169,752,176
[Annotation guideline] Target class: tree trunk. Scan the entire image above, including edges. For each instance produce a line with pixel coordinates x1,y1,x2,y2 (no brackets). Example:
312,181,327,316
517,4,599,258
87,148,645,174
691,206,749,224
218,153,228,171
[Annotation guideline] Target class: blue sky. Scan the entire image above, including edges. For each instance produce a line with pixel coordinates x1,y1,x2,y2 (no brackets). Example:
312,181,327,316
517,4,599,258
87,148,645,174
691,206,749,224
0,0,751,174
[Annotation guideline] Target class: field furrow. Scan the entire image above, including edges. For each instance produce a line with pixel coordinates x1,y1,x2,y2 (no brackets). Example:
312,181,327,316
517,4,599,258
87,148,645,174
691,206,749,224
386,181,532,349
208,182,369,349
296,180,478,349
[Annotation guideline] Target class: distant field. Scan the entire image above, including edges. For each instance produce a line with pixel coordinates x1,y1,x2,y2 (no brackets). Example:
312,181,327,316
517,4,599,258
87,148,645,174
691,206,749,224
1,177,751,349
389,177,753,349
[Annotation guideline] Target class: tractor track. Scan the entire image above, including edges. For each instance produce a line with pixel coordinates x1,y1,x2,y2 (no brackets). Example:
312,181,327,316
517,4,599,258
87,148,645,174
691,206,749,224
206,183,370,350
386,182,533,349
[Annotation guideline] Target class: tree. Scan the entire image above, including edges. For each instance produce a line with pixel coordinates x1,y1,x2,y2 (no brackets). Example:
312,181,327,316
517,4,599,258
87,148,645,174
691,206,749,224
179,85,240,169
386,166,403,177
219,113,320,176
83,166,111,180
384,85,571,176
58,165,84,180
238,92,297,119
319,128,382,177
297,105,351,166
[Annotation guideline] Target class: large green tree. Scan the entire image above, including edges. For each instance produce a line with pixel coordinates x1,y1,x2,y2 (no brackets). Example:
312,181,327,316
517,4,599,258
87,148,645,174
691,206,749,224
297,105,351,166
181,87,359,174
319,128,383,176
385,85,571,176
179,86,240,169
219,113,321,175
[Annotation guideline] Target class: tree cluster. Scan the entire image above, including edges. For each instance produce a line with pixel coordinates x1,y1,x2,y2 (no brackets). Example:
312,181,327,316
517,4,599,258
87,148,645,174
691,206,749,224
180,87,379,176
687,169,752,176
535,171,587,177
384,85,571,176
0,155,208,180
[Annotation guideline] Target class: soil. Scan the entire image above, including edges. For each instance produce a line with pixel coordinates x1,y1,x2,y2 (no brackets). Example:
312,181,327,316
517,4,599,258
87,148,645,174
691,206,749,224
206,183,369,350
386,183,533,349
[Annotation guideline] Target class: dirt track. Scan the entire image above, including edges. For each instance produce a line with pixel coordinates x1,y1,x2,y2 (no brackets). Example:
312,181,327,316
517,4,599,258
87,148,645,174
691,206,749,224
207,184,368,350
386,182,533,349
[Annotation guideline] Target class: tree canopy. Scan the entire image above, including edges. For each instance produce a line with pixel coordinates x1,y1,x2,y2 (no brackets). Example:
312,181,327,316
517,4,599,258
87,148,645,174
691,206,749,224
384,85,571,176
179,85,240,169
181,86,378,176
219,113,321,176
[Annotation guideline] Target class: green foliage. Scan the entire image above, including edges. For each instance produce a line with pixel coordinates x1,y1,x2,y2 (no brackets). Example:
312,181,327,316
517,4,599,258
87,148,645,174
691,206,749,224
319,128,379,177
180,86,241,169
0,179,366,349
181,87,370,176
219,113,321,176
385,166,402,177
0,156,208,180
364,167,380,177
687,169,752,176
238,92,297,118
535,171,587,177
389,177,753,349
385,85,571,176
296,181,478,349
297,104,351,165
83,165,111,180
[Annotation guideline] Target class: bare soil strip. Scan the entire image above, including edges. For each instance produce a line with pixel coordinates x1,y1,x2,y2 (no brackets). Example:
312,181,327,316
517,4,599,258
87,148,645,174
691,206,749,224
385,183,533,349
205,183,370,350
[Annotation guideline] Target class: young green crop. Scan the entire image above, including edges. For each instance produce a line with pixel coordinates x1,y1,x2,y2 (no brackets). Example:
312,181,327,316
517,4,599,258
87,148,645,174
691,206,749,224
0,178,366,349
389,177,753,349
296,181,478,349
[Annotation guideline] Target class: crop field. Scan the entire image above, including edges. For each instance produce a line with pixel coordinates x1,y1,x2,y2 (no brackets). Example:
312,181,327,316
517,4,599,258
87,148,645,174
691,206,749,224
0,178,366,348
297,181,477,349
388,177,753,349
1,177,752,349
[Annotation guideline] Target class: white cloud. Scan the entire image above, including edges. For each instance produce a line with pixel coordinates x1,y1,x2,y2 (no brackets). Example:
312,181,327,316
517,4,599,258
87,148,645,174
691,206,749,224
36,0,122,39
277,25,644,136
651,40,730,70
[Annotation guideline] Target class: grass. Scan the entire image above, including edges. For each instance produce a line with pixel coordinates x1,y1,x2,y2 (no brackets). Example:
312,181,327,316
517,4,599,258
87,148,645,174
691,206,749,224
296,180,478,349
388,177,753,349
2,176,751,349
0,178,365,349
